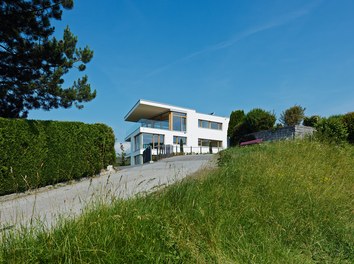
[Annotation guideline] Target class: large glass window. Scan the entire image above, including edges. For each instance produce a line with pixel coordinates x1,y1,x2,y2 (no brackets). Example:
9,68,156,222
153,112,169,130
173,136,187,145
143,133,153,149
139,112,170,130
172,112,186,132
142,133,164,149
198,119,222,130
134,134,141,151
198,138,222,148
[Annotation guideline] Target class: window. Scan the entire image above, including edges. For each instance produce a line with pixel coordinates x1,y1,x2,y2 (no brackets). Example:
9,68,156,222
134,155,141,165
134,134,141,151
201,120,209,128
172,112,187,132
142,133,164,149
173,136,187,145
198,119,222,130
198,138,222,148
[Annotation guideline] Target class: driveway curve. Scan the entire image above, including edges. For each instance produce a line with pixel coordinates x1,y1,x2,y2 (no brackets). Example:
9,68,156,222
0,154,215,230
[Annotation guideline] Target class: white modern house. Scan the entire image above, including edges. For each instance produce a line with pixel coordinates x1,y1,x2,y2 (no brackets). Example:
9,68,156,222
124,99,229,165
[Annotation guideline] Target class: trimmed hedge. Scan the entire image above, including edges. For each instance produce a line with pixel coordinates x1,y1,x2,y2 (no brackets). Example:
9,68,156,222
0,118,116,195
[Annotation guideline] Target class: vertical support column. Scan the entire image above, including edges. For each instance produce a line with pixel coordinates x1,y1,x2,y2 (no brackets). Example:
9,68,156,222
169,112,173,131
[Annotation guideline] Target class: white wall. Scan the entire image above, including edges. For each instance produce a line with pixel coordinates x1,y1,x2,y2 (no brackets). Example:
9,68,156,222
126,107,229,165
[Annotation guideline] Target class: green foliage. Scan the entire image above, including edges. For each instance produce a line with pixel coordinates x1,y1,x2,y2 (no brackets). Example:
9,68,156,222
0,0,95,118
1,141,353,263
244,108,276,132
0,118,115,195
280,105,306,126
342,112,354,144
119,143,127,166
315,117,348,144
227,110,245,137
230,121,249,146
303,115,321,127
229,108,275,146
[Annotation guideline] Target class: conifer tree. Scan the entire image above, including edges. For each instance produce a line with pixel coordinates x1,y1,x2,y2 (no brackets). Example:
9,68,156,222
0,0,96,118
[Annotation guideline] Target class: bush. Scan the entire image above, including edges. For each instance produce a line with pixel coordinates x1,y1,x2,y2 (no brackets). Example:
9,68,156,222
229,108,275,146
244,108,276,132
227,110,245,137
315,117,348,144
230,121,249,146
342,112,354,144
303,115,321,127
279,105,306,126
0,118,115,195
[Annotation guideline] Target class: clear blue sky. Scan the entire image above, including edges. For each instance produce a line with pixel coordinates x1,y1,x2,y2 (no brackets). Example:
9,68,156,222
30,0,354,148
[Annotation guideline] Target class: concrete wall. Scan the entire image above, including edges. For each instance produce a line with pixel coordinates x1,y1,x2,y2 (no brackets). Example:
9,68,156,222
249,125,315,142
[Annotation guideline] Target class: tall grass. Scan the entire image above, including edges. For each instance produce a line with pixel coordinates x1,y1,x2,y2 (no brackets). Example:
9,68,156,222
1,140,353,263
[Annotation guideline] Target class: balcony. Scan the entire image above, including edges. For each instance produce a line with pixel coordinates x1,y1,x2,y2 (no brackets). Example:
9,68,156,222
139,118,169,130
125,118,169,140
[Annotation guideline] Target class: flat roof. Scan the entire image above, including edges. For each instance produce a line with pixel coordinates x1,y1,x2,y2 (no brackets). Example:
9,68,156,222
124,99,229,122
124,99,194,122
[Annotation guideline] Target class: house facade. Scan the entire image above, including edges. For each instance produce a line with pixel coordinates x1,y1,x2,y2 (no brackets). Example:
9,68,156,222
124,100,229,165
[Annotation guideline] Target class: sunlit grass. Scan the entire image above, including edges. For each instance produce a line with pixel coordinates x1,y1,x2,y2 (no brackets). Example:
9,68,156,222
1,140,353,263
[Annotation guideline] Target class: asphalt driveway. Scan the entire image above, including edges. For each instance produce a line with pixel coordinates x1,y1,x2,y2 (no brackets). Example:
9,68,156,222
0,154,215,231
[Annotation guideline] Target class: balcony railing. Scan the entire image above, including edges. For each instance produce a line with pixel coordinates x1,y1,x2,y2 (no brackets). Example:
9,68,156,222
139,119,169,130
125,118,170,138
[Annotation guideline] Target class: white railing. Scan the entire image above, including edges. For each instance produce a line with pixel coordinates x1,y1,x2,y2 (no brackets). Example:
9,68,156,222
149,145,224,157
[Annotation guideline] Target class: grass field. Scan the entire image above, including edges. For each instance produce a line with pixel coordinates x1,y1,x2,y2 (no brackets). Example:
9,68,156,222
1,140,353,263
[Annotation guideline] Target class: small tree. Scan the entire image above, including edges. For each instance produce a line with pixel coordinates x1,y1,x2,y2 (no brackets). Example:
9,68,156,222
303,115,321,127
120,143,126,166
179,138,184,154
244,108,276,132
227,110,245,137
230,121,250,146
280,105,306,126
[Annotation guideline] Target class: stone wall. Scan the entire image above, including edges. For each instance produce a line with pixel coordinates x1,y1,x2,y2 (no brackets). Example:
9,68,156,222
248,125,315,142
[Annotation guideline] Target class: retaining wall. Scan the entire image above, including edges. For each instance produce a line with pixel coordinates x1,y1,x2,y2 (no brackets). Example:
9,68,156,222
249,125,315,142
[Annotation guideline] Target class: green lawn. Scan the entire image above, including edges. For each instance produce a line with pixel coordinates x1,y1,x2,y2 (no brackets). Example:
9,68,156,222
1,140,353,263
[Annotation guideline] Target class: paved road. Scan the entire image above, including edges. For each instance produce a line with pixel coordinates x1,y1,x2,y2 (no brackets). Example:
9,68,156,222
0,155,215,231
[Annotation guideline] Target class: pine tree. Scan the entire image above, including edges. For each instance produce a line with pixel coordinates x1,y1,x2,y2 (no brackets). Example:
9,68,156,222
0,0,96,118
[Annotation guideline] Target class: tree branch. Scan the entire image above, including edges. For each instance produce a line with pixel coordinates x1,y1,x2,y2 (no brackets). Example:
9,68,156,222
0,44,14,54
8,1,67,15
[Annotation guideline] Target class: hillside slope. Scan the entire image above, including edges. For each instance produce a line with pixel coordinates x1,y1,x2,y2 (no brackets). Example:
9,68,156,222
1,141,353,263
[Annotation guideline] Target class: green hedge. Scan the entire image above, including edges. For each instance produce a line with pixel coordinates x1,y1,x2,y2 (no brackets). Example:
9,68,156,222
0,118,116,195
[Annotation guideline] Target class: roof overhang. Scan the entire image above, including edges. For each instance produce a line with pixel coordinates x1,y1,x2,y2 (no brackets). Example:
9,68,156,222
124,100,172,122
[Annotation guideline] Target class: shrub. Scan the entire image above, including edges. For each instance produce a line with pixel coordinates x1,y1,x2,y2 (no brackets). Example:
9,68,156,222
229,108,275,146
227,110,245,137
303,115,321,127
244,108,276,132
230,121,250,146
315,117,348,144
0,118,115,195
342,112,354,144
280,105,306,126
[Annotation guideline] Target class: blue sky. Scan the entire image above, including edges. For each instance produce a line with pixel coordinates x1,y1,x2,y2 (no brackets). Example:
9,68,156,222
29,0,354,148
